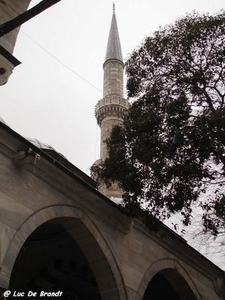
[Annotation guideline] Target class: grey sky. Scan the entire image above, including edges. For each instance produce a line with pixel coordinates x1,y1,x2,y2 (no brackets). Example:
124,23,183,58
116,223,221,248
0,0,224,173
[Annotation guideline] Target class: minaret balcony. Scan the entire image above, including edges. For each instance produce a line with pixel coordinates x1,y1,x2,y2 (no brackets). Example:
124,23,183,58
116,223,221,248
95,95,129,126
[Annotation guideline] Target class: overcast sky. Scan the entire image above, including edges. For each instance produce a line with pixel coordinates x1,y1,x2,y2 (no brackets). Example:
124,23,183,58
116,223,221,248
0,0,224,174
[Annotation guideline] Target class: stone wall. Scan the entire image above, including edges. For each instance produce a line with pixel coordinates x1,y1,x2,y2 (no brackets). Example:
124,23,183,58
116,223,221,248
0,0,31,84
0,122,224,300
0,0,31,52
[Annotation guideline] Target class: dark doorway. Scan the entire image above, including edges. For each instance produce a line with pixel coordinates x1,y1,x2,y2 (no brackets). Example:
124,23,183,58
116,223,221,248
9,222,101,300
143,269,198,300
143,273,180,300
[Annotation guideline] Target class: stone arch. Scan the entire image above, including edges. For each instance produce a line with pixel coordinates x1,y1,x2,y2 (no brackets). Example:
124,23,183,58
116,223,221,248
1,205,127,300
136,259,202,300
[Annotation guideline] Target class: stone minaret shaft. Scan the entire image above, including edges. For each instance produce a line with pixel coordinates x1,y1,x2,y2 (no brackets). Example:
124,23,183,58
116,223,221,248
95,5,129,198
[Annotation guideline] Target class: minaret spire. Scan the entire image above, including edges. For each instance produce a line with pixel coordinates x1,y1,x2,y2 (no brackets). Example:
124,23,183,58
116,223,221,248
105,3,123,65
93,6,129,199
113,2,115,12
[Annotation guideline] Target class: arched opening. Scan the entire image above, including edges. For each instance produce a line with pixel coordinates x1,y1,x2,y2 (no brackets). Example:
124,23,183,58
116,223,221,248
9,217,120,300
143,269,198,300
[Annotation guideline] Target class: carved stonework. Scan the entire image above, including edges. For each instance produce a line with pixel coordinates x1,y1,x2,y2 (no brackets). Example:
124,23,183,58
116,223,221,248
98,181,123,199
95,95,129,126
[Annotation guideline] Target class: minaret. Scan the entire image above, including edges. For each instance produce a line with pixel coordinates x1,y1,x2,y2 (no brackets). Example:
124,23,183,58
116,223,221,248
94,4,129,198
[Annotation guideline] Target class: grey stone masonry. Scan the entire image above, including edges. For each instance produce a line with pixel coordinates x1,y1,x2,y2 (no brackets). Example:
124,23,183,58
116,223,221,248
94,7,129,198
0,0,31,85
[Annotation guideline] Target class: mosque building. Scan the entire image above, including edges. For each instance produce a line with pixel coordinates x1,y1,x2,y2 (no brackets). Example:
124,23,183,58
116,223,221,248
0,2,224,299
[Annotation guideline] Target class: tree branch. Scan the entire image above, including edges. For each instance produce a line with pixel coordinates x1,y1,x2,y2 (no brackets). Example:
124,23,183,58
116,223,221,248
198,86,216,112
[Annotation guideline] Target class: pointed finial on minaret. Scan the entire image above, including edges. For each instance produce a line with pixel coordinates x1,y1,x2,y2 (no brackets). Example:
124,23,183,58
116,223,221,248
113,2,115,13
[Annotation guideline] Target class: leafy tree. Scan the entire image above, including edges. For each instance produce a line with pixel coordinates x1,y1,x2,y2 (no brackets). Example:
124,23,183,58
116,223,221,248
92,11,225,234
